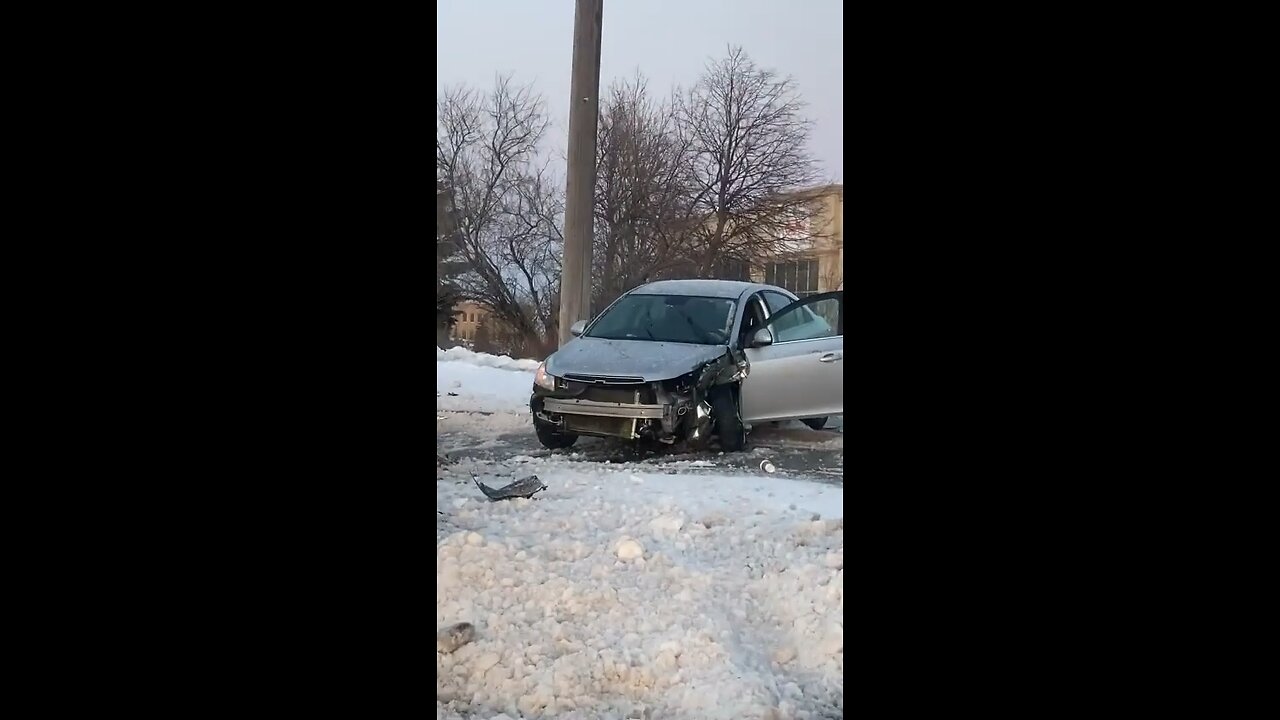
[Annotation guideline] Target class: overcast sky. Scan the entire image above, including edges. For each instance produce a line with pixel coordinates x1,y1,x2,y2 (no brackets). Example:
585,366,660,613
437,0,844,183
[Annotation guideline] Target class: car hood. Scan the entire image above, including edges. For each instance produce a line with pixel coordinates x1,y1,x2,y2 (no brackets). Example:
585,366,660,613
545,336,728,382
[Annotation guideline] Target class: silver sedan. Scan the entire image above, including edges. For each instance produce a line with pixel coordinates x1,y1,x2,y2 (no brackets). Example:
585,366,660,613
530,279,843,451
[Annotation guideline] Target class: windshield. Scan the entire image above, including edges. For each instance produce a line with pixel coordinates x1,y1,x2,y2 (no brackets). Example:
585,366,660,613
585,294,736,345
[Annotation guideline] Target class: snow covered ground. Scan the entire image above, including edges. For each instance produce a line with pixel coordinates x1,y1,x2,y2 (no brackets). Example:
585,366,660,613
437,349,844,720
437,348,538,414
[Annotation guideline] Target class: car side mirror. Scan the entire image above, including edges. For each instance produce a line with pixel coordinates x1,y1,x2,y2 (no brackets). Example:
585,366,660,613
569,320,587,337
750,328,774,347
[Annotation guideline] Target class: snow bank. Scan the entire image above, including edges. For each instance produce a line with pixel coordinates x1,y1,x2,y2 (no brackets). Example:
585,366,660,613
437,459,844,719
438,355,536,415
438,346,542,372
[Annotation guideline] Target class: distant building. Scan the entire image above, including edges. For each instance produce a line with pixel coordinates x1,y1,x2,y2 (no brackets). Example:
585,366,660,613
696,184,844,295
750,183,843,296
449,300,488,343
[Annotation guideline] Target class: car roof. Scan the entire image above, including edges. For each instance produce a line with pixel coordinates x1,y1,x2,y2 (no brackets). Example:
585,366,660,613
627,279,788,300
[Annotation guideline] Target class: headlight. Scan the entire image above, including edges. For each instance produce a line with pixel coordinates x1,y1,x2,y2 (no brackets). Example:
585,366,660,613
534,362,556,390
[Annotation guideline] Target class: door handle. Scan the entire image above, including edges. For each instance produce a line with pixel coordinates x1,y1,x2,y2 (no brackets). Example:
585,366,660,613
818,352,842,363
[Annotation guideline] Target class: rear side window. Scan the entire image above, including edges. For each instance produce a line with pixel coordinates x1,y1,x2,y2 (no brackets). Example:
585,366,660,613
763,290,811,335
770,296,838,343
763,291,792,315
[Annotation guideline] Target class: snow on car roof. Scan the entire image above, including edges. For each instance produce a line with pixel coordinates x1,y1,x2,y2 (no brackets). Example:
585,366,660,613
628,279,773,299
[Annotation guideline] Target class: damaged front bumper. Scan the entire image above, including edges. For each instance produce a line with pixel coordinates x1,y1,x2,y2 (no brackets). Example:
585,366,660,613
530,352,746,443
541,397,666,419
532,386,712,442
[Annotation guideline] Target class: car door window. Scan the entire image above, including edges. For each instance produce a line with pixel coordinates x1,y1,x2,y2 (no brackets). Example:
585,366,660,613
763,291,793,315
766,293,842,343
762,291,806,337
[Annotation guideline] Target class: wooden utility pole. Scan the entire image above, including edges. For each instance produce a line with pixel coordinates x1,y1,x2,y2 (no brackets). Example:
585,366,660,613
558,0,603,347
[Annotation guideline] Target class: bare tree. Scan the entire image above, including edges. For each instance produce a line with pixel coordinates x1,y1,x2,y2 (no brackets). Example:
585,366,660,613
437,76,562,353
436,179,464,346
678,46,823,276
440,54,826,350
491,167,564,343
592,73,694,309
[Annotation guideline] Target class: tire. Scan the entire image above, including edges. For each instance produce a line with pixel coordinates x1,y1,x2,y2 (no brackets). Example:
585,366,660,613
711,387,746,452
535,420,578,449
801,417,828,430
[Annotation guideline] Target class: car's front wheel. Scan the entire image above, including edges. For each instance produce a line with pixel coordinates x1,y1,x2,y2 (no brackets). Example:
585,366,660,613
534,420,578,449
801,417,828,430
711,387,746,452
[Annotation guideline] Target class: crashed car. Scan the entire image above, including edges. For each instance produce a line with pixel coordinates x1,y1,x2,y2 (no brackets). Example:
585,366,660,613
530,279,844,451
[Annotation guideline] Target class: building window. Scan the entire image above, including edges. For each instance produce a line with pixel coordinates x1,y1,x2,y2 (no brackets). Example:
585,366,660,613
765,259,819,296
709,259,751,282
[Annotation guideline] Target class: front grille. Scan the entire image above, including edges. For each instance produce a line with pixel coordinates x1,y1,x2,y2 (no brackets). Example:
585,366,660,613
563,373,645,384
564,381,654,405
565,415,636,438
565,379,655,407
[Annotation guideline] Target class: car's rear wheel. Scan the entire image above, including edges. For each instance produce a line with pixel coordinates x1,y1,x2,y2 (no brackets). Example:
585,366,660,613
711,386,746,452
535,420,578,449
801,417,828,430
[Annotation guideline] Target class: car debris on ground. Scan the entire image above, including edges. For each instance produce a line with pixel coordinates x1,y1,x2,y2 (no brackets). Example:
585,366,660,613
436,622,475,653
471,473,547,501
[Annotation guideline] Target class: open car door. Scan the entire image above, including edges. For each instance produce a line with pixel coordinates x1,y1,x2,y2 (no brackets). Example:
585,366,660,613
739,291,843,424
